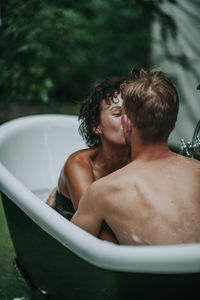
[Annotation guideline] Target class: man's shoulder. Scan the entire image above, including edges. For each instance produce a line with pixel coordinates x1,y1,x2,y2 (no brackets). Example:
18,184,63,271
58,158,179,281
176,154,200,169
89,175,114,193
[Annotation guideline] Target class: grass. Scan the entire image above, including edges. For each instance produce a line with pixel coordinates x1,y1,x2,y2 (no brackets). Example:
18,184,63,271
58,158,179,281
0,196,46,300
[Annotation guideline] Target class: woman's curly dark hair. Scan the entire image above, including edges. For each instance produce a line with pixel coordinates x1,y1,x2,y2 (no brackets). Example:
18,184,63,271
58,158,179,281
79,77,125,147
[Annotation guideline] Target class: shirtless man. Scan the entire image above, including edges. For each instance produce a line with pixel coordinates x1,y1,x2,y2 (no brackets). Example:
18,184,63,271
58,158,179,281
71,69,200,245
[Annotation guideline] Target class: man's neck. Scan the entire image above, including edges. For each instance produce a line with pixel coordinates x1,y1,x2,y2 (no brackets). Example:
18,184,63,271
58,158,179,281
130,139,172,162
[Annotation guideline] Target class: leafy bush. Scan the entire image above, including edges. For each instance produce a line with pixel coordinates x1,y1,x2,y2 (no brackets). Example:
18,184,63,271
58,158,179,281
0,0,175,105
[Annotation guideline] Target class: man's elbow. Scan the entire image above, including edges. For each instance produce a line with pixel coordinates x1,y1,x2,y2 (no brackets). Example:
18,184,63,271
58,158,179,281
71,211,78,225
71,213,100,238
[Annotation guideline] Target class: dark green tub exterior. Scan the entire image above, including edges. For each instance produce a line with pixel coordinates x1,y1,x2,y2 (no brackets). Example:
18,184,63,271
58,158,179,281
2,193,200,300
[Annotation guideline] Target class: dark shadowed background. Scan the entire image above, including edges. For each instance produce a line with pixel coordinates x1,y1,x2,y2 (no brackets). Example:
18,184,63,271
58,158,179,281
0,0,178,124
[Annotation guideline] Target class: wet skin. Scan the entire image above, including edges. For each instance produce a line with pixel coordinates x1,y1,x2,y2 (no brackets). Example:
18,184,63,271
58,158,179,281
47,94,130,243
71,114,200,245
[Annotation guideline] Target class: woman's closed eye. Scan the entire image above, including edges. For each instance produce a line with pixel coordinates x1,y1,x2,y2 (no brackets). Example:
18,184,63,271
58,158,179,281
110,105,122,117
111,106,122,117
113,112,121,117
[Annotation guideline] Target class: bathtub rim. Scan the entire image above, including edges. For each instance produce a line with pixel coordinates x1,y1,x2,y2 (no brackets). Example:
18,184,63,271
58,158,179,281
0,114,200,274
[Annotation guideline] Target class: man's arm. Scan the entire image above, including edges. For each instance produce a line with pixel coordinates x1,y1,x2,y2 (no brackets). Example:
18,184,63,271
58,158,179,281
46,186,57,207
71,183,104,237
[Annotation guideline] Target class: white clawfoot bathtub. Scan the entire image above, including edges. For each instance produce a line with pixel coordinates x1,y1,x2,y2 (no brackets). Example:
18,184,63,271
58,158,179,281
0,114,200,299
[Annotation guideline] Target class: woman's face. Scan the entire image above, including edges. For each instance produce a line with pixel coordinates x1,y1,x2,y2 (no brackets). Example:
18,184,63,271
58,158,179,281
97,93,126,145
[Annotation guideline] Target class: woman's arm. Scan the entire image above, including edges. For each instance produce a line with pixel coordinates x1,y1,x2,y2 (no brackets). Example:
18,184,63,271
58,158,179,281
58,154,95,210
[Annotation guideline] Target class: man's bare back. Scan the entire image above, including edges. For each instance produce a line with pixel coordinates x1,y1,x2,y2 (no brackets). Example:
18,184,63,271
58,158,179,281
96,153,200,245
72,152,200,245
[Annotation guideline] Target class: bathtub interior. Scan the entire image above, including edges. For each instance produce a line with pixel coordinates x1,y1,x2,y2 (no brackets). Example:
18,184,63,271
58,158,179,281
0,114,86,200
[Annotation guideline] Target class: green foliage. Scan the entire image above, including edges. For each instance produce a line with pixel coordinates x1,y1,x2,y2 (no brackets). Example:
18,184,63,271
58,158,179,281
0,0,176,105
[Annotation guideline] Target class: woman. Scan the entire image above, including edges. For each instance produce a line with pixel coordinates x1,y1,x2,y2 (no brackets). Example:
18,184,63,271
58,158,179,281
46,77,130,242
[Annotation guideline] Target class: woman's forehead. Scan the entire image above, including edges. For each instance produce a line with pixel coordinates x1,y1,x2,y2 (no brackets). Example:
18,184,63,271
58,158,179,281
101,93,123,109
101,101,122,113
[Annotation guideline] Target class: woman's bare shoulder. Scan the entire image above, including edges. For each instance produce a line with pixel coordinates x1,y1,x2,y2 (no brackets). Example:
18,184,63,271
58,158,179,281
65,147,99,170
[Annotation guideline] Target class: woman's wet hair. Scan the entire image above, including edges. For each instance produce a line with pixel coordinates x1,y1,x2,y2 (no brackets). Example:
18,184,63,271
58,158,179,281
123,69,179,143
79,77,125,147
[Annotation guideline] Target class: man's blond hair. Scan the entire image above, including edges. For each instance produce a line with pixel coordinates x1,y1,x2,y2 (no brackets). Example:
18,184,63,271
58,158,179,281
122,69,179,143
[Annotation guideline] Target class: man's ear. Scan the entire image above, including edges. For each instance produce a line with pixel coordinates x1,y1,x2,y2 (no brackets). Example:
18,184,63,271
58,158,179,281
122,114,132,133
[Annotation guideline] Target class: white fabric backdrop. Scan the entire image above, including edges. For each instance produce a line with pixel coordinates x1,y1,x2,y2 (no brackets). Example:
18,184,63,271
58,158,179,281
151,0,200,147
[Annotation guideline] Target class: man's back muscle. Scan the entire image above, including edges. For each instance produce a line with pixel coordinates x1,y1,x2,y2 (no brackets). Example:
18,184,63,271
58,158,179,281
102,154,200,245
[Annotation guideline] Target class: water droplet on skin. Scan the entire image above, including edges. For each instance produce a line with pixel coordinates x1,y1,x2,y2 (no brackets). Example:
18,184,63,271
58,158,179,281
131,230,142,243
